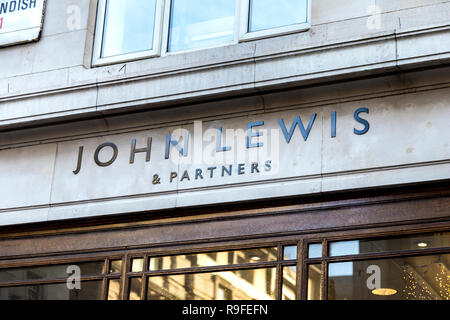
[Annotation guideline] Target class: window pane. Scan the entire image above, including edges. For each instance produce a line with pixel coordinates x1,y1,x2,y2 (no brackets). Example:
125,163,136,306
249,0,308,32
282,266,296,300
147,268,276,300
307,264,322,300
168,0,235,52
131,258,144,272
0,261,105,283
0,281,103,300
308,243,323,258
109,260,122,274
149,247,277,271
330,241,359,257
328,254,450,300
129,277,142,300
101,0,157,58
107,279,121,300
283,246,297,260
330,232,450,257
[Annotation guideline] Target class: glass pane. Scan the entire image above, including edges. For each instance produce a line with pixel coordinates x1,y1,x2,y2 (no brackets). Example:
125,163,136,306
147,268,276,300
330,232,450,257
101,0,157,58
249,0,308,32
0,261,105,283
129,277,142,300
0,280,103,300
131,258,144,273
307,264,322,300
283,246,297,260
330,241,359,257
328,254,450,300
308,243,322,258
168,0,235,52
282,266,296,300
149,247,277,271
107,279,121,300
109,260,122,274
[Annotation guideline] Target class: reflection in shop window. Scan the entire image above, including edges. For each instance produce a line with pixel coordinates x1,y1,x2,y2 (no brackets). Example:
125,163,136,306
282,266,296,300
217,284,232,300
329,232,450,257
131,258,144,273
328,254,450,300
283,245,297,260
307,264,322,300
308,243,322,259
329,241,360,257
0,281,103,300
149,247,277,271
147,268,277,300
129,277,142,300
0,261,105,283
109,260,122,274
107,278,121,300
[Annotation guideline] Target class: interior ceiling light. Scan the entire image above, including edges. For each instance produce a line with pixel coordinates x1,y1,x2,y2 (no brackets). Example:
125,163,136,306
372,288,398,296
417,242,428,248
250,256,261,261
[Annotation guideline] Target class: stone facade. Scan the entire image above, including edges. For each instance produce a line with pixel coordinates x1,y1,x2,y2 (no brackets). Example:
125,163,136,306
1,0,450,226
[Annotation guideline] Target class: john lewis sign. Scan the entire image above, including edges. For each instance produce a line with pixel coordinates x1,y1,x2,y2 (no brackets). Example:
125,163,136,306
0,0,46,47
1,85,450,227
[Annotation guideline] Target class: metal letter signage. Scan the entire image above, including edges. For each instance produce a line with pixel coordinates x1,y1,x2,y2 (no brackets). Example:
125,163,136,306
0,0,46,47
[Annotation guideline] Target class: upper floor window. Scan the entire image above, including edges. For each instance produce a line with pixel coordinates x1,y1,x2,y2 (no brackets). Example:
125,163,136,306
167,0,236,52
92,0,311,66
93,0,164,66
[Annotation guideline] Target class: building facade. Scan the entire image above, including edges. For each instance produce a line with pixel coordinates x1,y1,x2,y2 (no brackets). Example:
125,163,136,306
0,0,449,300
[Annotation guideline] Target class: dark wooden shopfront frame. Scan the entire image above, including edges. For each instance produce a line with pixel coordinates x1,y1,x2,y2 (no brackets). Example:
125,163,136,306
0,181,449,300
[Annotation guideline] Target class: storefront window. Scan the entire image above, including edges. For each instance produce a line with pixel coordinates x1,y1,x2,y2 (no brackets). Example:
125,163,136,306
282,266,297,300
147,268,277,300
308,243,322,259
128,245,297,300
149,247,277,271
305,231,450,300
109,259,123,274
328,254,450,300
307,264,322,300
329,232,450,256
0,260,107,300
0,281,103,300
0,261,104,283
283,245,297,260
129,277,143,300
0,231,447,300
107,278,121,300
131,258,144,273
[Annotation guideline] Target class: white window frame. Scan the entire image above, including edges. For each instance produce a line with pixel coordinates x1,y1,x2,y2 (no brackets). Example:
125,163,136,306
92,0,311,66
92,0,165,67
239,0,311,42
